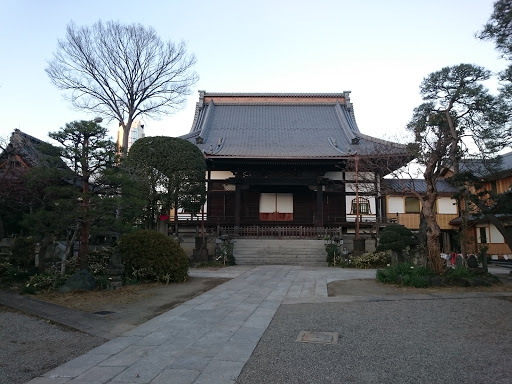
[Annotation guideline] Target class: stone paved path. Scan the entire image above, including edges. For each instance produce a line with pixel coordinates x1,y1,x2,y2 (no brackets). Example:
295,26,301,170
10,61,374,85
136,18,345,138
25,265,375,384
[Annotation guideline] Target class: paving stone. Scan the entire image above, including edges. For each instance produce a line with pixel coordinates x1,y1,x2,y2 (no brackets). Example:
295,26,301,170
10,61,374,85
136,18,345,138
213,326,265,362
123,322,163,337
168,356,211,371
151,368,200,384
243,296,265,305
300,281,316,296
99,345,154,367
110,353,173,383
91,336,143,355
68,366,126,383
193,360,245,384
258,299,282,310
42,352,110,378
25,378,71,384
244,307,276,329
132,331,172,346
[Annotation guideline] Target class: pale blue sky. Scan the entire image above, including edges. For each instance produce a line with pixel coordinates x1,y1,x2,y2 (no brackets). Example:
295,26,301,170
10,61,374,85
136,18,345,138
0,0,504,144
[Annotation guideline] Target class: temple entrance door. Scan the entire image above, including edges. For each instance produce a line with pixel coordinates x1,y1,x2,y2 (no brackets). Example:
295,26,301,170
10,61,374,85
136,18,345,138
259,193,293,221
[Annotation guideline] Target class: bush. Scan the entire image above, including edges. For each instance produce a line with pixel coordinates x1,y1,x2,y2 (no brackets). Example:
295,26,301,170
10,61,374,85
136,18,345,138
377,224,413,253
376,263,435,287
88,247,114,288
119,230,188,283
11,237,36,269
24,272,69,293
325,244,340,265
376,262,501,288
443,268,500,287
352,250,391,269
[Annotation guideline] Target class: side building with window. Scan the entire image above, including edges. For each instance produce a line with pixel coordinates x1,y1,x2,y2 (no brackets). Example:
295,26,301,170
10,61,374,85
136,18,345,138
452,153,512,259
382,179,459,253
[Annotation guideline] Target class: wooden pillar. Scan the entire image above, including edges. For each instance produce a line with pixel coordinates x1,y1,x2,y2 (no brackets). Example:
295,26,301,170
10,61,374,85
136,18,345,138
316,184,323,227
234,184,241,229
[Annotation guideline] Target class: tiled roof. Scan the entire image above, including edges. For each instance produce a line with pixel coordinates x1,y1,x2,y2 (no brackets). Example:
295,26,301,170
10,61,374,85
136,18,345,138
0,129,54,167
460,152,512,179
382,178,457,194
197,92,350,98
183,92,407,159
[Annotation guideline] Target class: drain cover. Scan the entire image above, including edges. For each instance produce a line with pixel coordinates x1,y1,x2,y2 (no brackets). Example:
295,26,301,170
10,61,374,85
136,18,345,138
93,310,116,316
296,331,338,344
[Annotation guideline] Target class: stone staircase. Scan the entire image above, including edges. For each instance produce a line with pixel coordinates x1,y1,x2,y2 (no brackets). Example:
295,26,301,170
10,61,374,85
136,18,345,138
233,239,327,266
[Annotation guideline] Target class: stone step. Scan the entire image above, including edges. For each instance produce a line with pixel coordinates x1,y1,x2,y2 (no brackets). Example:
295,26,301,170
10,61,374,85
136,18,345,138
236,260,327,266
233,239,327,266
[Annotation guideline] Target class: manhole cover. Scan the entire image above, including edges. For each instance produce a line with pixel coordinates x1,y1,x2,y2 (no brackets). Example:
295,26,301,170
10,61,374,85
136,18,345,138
93,310,116,316
296,331,338,344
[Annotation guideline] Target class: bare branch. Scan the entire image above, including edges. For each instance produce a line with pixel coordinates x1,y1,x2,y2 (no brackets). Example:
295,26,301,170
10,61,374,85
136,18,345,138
46,20,198,155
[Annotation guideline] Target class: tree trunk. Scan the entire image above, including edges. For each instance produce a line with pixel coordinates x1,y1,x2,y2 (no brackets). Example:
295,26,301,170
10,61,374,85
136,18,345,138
424,204,444,274
122,117,134,157
485,214,512,256
422,192,444,275
61,226,79,275
38,235,52,274
78,219,90,270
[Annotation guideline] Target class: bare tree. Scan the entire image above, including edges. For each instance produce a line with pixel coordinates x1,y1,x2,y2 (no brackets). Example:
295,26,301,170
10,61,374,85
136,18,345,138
46,20,198,155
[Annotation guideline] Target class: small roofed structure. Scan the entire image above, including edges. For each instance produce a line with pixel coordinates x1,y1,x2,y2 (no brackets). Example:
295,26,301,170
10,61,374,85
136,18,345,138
0,130,65,237
1,130,45,173
182,91,410,234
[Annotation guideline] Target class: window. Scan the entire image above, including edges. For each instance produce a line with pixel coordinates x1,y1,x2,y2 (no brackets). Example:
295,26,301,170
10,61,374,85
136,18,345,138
405,197,420,213
351,197,370,215
479,227,488,244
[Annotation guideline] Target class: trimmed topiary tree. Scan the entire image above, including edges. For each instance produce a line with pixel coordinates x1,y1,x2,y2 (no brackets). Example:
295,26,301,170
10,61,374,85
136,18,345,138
377,224,413,264
119,230,189,283
127,137,206,230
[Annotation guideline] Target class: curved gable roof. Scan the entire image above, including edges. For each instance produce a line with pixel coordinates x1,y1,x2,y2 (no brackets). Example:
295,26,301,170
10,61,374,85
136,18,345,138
183,91,407,160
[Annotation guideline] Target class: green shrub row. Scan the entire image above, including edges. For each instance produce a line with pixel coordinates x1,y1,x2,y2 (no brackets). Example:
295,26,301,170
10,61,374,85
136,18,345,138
377,263,501,288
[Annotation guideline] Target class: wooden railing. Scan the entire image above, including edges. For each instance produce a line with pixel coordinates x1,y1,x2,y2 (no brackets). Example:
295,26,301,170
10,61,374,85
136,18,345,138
218,226,343,238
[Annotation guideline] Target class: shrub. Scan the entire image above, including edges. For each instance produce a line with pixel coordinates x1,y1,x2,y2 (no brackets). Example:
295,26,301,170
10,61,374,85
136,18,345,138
11,237,36,270
376,262,435,287
119,230,189,283
325,244,340,265
377,224,413,253
88,247,113,288
443,268,500,287
352,250,391,269
376,263,500,288
25,272,69,293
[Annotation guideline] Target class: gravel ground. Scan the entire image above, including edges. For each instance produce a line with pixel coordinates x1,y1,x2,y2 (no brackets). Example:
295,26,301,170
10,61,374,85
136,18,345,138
0,306,104,384
237,297,512,384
